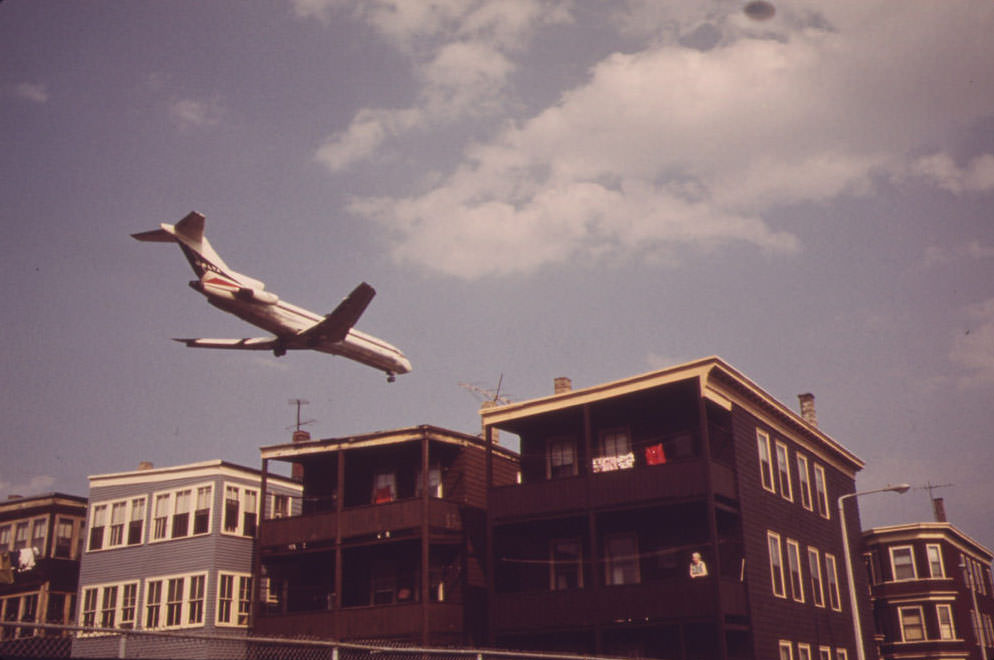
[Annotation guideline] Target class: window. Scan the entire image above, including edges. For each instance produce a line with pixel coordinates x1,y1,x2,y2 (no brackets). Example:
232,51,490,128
796,454,812,510
786,539,805,602
899,605,926,642
171,489,191,538
825,553,842,611
757,430,775,492
775,441,793,500
779,640,793,660
808,547,825,607
222,484,260,536
0,525,10,552
818,647,831,660
547,437,578,478
415,465,443,498
550,538,583,590
153,494,170,540
836,650,848,660
145,572,209,630
371,471,396,503
54,518,75,558
31,518,46,554
128,498,145,545
193,486,212,534
217,573,253,626
937,603,956,640
768,531,786,598
89,498,145,550
88,506,107,551
593,429,634,472
13,522,29,550
78,581,139,631
798,644,812,660
812,463,830,518
270,493,289,518
926,544,944,578
890,546,917,581
605,534,640,586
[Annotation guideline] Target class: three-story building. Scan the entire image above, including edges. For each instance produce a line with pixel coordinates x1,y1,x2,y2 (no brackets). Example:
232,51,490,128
482,357,869,660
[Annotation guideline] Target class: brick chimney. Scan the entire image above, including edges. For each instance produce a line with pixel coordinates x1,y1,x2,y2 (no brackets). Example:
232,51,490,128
291,430,310,480
554,377,572,394
932,497,948,522
797,393,817,427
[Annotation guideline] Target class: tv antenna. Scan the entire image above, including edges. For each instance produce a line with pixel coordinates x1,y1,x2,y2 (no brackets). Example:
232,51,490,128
287,398,316,432
459,373,511,405
915,481,953,522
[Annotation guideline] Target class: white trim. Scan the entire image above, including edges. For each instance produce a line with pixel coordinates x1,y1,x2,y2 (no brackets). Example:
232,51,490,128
757,430,775,493
78,580,140,632
779,640,794,660
86,496,147,552
775,440,793,502
825,552,842,611
889,545,918,581
898,604,927,642
926,543,945,578
796,453,813,511
786,538,805,603
216,571,253,627
148,482,214,543
808,546,825,608
768,531,786,598
812,463,830,519
221,482,259,537
936,602,957,640
142,571,209,630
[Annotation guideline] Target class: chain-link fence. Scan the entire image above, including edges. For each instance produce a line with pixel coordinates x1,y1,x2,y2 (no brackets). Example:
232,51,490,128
0,622,621,660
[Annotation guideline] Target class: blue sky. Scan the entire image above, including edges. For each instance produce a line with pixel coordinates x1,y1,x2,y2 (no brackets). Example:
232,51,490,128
2,1,993,551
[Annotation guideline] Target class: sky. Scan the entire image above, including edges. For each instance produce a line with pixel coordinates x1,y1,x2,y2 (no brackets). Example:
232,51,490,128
2,1,993,553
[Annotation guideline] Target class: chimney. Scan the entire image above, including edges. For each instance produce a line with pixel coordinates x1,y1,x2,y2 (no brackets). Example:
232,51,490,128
554,377,572,394
797,393,817,427
137,461,154,471
291,430,310,480
932,497,948,522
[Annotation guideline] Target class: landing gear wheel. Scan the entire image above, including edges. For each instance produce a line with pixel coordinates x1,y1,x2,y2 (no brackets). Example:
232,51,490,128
274,344,287,357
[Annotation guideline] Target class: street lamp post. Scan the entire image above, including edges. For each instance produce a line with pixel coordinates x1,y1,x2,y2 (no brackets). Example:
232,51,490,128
838,484,911,660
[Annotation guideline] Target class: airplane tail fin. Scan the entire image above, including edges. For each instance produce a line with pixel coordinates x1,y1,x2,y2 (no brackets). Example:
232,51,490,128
132,211,236,280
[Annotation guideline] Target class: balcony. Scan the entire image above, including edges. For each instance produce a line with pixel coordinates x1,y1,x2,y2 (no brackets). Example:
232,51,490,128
254,601,465,640
492,577,747,632
260,498,465,548
490,460,736,522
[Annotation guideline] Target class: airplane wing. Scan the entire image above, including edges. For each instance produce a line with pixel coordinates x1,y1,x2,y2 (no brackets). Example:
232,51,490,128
297,282,376,345
173,337,278,350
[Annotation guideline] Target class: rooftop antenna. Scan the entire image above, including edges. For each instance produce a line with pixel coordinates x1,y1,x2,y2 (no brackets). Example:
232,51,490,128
287,398,316,432
459,373,511,405
915,481,953,522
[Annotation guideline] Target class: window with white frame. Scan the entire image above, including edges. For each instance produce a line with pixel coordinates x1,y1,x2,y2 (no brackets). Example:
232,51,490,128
415,464,443,498
604,534,640,586
775,441,793,501
890,546,917,581
371,471,396,503
757,430,775,492
217,572,253,626
779,640,793,660
786,539,805,602
808,546,825,607
550,538,583,591
798,644,812,660
269,493,290,519
926,544,945,578
547,437,578,479
836,649,848,660
825,553,842,611
30,518,46,555
149,485,212,543
0,525,10,552
79,581,139,631
818,647,831,660
899,605,926,642
796,454,813,510
127,498,145,545
144,572,208,630
222,484,258,537
936,603,956,640
768,531,786,598
13,522,29,550
87,506,107,551
812,463,830,518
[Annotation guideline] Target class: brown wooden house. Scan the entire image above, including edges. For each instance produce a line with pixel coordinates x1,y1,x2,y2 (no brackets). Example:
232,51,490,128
862,522,994,660
482,357,869,660
254,425,519,646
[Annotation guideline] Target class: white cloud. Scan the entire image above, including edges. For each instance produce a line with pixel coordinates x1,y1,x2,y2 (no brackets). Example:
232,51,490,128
950,298,994,388
12,82,49,103
912,153,994,194
169,98,224,130
0,474,56,497
922,240,994,268
319,2,994,278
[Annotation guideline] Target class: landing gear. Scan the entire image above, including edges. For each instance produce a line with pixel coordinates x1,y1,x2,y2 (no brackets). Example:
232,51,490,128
273,343,287,357
386,372,396,383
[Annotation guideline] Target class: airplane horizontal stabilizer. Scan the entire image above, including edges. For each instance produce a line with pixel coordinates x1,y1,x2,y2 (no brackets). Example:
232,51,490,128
131,228,175,242
299,282,376,345
173,337,278,350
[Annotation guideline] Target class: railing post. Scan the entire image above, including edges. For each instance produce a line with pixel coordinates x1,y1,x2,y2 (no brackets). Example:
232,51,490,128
117,632,127,659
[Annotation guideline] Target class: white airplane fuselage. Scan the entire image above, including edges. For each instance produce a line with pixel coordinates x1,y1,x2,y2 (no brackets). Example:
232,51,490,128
134,212,412,380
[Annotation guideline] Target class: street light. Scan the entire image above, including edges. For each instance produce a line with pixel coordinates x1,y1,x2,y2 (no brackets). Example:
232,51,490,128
838,484,911,660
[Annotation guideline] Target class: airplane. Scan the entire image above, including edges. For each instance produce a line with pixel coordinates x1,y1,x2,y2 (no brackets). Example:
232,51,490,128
132,211,412,381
